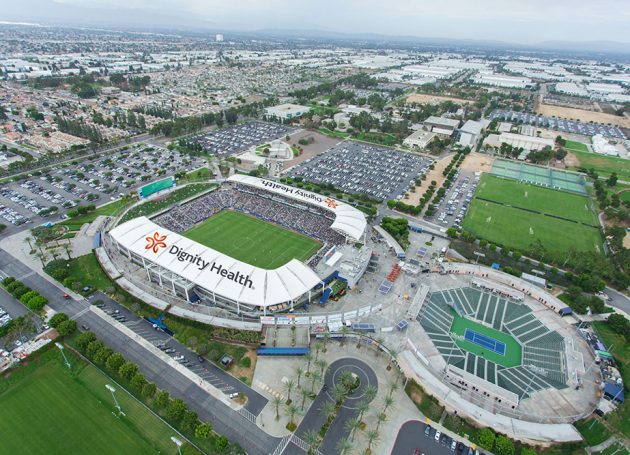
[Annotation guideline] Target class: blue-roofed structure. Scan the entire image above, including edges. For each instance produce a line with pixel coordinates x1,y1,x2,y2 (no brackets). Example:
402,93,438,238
257,347,310,356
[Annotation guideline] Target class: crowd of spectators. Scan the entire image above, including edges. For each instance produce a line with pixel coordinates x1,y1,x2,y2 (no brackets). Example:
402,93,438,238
154,184,346,257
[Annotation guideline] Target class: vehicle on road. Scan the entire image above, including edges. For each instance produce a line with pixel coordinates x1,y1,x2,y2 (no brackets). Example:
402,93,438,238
435,431,441,442
63,293,70,300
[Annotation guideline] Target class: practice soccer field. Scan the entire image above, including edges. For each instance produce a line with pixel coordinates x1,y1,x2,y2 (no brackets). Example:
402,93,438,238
183,210,321,269
0,348,183,455
462,200,602,253
564,140,589,154
475,174,598,225
450,313,522,368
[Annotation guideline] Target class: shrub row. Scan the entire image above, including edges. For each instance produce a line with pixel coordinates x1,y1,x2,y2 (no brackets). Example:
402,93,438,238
1,277,48,312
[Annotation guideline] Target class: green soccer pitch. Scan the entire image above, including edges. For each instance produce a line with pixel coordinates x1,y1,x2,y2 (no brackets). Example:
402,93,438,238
183,210,321,269
0,348,188,455
449,312,522,368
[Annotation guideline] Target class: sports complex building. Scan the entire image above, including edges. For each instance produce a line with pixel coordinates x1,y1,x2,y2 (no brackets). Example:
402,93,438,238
107,175,370,317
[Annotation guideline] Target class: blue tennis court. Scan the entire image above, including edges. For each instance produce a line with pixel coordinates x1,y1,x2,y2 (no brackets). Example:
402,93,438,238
464,328,506,355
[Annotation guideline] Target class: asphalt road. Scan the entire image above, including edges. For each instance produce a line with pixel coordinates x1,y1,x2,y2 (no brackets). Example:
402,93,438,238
392,420,468,455
0,248,280,455
88,291,268,415
285,357,379,455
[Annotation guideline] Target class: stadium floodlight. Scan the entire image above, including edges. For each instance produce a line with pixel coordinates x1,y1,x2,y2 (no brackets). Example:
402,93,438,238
55,342,71,369
106,384,125,416
171,436,183,455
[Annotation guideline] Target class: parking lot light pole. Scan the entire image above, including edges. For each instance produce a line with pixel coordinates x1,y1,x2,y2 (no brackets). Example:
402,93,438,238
170,436,183,455
55,342,71,369
105,384,125,416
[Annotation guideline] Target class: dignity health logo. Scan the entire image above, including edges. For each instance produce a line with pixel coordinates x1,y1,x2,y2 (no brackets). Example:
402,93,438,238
145,232,168,253
143,230,254,289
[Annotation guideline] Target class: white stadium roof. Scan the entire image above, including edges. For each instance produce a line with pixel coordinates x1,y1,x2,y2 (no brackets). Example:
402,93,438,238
109,216,322,308
228,174,367,241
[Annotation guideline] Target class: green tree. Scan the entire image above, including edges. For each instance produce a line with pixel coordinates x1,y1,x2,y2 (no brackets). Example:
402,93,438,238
215,435,229,451
272,395,283,420
142,382,157,399
94,347,113,364
303,429,321,455
181,410,199,431
495,435,515,455
118,362,139,380
155,390,171,409
76,331,96,351
284,378,295,403
57,319,77,336
478,428,496,449
86,340,105,358
106,352,125,372
130,373,147,391
167,398,187,422
195,422,213,439
336,437,354,455
49,312,69,328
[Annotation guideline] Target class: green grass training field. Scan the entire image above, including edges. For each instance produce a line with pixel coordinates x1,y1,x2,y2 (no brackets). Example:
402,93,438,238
568,149,630,181
183,210,321,269
463,174,602,254
462,200,602,253
564,140,589,154
0,348,184,455
475,174,598,225
449,312,522,368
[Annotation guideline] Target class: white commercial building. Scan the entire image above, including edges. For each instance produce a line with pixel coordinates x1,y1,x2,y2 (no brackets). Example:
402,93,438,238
403,130,437,149
423,116,460,136
484,133,553,152
264,103,310,122
555,82,588,97
592,134,619,156
473,72,532,89
457,120,484,148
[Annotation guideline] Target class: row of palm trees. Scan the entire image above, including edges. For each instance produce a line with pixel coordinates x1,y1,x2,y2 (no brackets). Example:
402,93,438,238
25,234,73,266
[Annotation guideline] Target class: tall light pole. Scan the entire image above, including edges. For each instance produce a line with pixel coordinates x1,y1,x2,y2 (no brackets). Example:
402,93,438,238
106,384,125,416
171,436,183,455
55,342,71,369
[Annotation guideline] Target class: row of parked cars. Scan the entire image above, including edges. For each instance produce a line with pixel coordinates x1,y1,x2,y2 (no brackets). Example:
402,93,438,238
436,175,479,228
0,306,12,329
422,425,482,455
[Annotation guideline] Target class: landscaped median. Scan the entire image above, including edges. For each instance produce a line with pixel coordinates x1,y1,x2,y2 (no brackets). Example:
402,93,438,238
1,277,48,313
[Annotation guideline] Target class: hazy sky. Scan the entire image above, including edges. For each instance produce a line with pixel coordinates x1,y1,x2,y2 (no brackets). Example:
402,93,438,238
6,0,630,43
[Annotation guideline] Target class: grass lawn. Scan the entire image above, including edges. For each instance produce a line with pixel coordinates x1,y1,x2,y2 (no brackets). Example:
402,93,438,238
573,418,611,446
565,140,590,153
404,379,444,422
462,199,603,253
476,174,599,225
66,253,114,292
60,197,132,231
353,131,398,147
569,150,630,181
183,210,320,269
0,347,190,455
318,127,350,139
182,167,212,182
592,321,630,439
620,191,630,203
449,312,522,368
595,443,630,455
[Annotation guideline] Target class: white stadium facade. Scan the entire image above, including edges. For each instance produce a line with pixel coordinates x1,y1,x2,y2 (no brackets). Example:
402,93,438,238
108,175,368,317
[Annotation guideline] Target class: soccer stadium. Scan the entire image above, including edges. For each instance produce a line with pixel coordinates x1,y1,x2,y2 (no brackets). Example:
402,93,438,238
107,175,370,317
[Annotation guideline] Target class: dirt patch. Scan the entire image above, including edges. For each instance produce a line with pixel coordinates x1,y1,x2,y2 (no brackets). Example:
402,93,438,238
563,151,580,167
459,152,494,174
229,349,257,385
282,130,341,169
406,93,473,105
402,154,452,205
536,103,630,129
624,232,630,249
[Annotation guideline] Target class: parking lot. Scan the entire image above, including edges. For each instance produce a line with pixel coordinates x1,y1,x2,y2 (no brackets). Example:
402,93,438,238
489,109,626,140
391,421,481,455
185,121,295,157
0,144,204,233
428,173,479,229
287,141,433,200
88,292,267,415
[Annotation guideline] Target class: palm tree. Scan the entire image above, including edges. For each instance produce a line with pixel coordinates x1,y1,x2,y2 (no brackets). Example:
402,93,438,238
316,359,327,377
313,341,323,360
340,325,350,346
375,412,387,432
272,395,283,420
300,387,310,410
345,417,362,442
322,332,331,352
286,403,299,427
310,370,322,394
303,430,321,455
304,352,313,374
366,429,380,452
339,370,354,391
387,348,398,370
357,400,370,423
24,236,33,253
387,380,399,398
63,242,72,260
319,401,335,419
375,337,385,357
284,378,295,403
35,251,46,267
382,396,394,413
332,383,347,403
336,437,354,455
295,366,304,388
364,385,377,403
